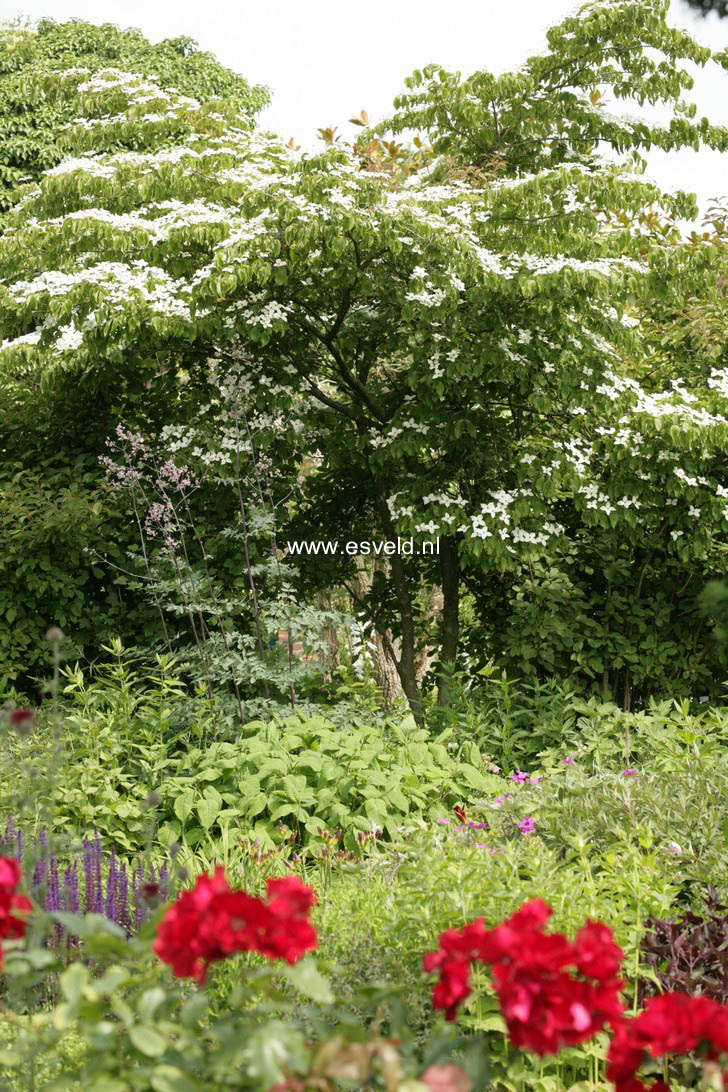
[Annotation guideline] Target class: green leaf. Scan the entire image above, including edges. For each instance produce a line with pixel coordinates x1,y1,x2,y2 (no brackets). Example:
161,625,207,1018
129,1024,168,1057
180,993,208,1028
196,793,221,830
60,962,88,1004
282,956,334,1004
364,796,388,822
137,987,167,1022
151,1067,201,1092
174,790,195,824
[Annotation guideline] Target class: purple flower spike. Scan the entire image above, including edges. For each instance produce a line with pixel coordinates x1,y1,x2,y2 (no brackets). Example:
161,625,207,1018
133,859,148,929
105,851,117,922
159,862,169,902
63,862,80,951
82,836,94,914
64,862,80,914
46,854,60,913
92,829,103,914
117,862,132,936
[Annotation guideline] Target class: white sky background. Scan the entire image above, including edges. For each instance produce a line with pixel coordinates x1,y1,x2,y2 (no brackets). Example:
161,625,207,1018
3,0,728,232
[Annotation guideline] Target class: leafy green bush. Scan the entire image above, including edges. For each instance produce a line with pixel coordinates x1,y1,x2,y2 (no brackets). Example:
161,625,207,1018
154,716,502,852
1,650,503,855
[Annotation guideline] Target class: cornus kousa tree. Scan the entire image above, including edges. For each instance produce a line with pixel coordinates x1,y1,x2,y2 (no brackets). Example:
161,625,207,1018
2,0,728,719
0,20,271,688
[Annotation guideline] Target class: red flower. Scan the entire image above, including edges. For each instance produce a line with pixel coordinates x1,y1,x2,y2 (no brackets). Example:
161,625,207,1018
422,918,493,1021
153,868,317,983
423,900,625,1052
0,856,22,893
494,963,624,1055
573,920,625,982
0,856,32,967
606,993,728,1092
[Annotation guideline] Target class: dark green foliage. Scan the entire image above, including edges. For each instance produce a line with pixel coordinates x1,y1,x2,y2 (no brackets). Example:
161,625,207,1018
683,0,728,15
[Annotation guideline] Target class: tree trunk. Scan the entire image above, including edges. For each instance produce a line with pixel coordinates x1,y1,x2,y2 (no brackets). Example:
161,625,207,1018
415,585,443,688
352,556,404,710
314,589,340,681
374,485,423,724
371,629,403,709
437,534,460,708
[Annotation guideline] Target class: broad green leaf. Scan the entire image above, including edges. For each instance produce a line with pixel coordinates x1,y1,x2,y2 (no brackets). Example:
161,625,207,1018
282,956,334,1004
129,1024,168,1057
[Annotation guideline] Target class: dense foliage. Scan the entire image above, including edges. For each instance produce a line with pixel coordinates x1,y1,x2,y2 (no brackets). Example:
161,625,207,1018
2,1,728,713
2,3,728,1088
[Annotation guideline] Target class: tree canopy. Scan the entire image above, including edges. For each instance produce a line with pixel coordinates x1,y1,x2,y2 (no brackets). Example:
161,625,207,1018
0,17,270,209
2,0,728,715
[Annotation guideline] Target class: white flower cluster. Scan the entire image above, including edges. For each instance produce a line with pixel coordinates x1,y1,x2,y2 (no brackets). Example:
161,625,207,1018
369,417,429,449
674,468,710,488
578,483,616,515
708,368,728,398
4,261,191,321
404,286,448,307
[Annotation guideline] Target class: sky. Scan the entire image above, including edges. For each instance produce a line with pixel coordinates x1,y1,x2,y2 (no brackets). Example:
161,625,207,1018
4,0,728,230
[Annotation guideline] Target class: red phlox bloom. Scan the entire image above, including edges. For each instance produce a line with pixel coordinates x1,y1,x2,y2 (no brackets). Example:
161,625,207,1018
573,920,625,982
0,856,21,894
607,993,728,1092
632,993,723,1057
422,919,491,1022
430,957,472,1022
493,961,625,1055
0,892,32,941
266,875,317,918
424,900,626,1043
153,867,317,983
0,856,32,969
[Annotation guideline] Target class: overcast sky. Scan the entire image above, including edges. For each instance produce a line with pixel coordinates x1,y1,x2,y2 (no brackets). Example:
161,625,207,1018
4,0,728,230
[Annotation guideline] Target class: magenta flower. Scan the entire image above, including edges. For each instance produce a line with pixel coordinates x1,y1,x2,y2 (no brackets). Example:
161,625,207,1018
511,770,529,783
620,769,639,778
518,817,536,835
436,818,452,824
562,756,575,765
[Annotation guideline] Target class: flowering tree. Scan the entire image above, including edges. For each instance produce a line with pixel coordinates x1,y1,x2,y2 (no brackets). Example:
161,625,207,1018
0,22,269,687
2,0,728,716
0,17,269,210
